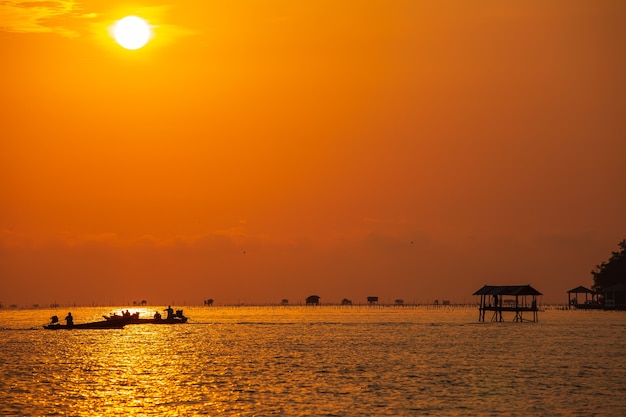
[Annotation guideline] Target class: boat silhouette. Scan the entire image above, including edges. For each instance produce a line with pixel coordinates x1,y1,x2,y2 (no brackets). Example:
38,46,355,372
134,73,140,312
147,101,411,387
103,307,188,324
43,320,126,330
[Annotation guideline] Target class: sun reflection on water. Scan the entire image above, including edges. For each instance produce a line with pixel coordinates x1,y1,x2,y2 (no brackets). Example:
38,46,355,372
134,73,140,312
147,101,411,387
46,327,181,415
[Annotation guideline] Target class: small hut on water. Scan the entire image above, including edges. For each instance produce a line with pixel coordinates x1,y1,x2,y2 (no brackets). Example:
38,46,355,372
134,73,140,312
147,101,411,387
567,286,601,309
474,285,542,322
603,284,626,310
305,295,321,306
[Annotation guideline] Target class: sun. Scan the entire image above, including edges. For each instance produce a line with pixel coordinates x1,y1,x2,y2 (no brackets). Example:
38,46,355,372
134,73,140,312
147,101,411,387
113,16,151,50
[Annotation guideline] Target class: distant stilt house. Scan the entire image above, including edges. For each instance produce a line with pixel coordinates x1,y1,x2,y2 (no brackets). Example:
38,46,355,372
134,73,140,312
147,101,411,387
281,299,289,306
341,298,352,306
474,285,542,322
603,284,626,310
395,299,404,306
306,295,320,306
204,299,214,306
567,286,601,309
367,296,379,305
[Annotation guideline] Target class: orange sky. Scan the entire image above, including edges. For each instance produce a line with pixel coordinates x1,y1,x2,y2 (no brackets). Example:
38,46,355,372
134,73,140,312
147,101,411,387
1,0,625,306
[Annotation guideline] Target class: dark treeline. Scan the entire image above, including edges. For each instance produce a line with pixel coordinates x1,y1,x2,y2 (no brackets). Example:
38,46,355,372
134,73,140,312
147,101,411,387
592,239,626,291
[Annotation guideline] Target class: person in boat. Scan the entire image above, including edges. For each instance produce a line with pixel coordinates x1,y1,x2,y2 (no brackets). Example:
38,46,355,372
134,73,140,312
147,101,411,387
65,312,73,326
153,311,162,320
165,306,174,319
50,315,59,324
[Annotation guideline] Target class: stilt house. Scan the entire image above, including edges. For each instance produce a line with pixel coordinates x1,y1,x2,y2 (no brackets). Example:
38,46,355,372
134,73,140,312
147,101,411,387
474,285,542,322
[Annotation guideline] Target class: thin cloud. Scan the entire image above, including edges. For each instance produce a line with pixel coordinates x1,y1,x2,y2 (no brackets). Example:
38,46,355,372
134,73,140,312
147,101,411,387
0,0,94,36
1,1,196,43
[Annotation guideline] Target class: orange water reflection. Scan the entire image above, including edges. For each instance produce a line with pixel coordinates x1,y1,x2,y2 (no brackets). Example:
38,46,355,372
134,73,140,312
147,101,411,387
1,307,625,416
48,326,202,415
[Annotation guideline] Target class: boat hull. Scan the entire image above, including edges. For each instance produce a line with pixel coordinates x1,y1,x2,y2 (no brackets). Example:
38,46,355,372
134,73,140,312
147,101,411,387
43,321,126,330
129,317,188,324
104,317,188,325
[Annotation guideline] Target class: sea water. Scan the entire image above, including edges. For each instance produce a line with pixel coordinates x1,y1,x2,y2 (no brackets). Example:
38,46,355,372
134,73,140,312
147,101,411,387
0,306,624,416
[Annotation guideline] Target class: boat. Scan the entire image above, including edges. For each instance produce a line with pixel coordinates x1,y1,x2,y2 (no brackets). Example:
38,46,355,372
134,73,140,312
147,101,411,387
110,317,188,324
103,307,188,325
43,320,126,330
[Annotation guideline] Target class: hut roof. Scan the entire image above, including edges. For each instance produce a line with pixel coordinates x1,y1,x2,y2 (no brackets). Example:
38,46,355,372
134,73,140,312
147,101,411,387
473,285,542,296
567,285,594,294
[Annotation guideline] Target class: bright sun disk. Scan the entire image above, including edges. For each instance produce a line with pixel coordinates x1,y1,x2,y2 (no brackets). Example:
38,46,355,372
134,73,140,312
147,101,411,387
114,16,151,50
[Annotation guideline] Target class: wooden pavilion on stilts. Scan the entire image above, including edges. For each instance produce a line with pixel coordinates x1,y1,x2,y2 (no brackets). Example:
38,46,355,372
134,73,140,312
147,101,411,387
474,285,542,322
566,286,601,309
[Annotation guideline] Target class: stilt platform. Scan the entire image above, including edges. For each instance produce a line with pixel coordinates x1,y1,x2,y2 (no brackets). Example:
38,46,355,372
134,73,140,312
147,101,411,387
474,285,542,322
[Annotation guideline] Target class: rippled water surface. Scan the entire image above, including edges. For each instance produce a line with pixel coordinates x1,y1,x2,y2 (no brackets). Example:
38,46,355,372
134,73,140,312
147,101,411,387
1,306,625,416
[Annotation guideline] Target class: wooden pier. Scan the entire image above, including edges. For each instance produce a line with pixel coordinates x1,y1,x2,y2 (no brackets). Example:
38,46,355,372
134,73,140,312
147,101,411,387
474,285,542,322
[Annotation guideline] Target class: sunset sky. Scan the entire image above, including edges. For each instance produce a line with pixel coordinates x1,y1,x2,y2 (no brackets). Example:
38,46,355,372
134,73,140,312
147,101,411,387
2,0,625,306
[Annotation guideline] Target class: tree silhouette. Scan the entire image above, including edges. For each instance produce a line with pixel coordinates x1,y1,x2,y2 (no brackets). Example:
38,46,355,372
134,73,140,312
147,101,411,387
592,239,626,291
